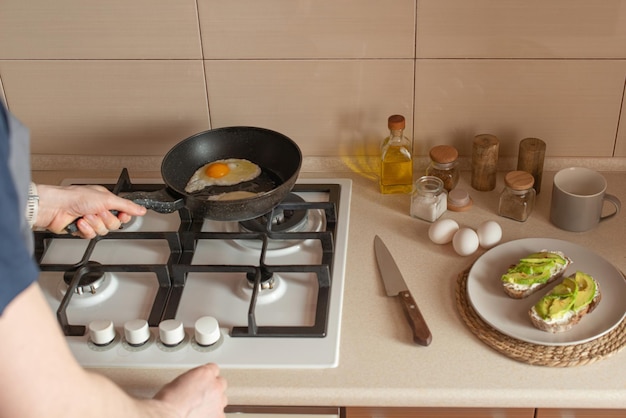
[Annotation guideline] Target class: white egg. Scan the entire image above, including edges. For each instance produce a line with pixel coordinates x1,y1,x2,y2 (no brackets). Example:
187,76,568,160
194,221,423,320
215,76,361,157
476,220,502,249
428,219,460,245
185,159,262,193
452,227,480,256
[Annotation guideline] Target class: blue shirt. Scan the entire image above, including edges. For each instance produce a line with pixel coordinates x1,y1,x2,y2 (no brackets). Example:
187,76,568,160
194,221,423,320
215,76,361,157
0,102,40,315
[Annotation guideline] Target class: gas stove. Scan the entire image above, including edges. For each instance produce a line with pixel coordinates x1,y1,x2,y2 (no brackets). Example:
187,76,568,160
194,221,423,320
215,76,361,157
34,169,351,369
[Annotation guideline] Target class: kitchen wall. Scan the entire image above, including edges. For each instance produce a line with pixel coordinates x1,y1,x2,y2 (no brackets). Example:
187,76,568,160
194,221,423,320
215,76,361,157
1,0,625,172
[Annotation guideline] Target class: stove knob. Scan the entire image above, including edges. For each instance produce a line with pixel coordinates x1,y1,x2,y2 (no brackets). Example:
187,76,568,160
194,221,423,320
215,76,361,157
123,319,150,346
194,316,221,346
88,320,116,346
159,319,185,346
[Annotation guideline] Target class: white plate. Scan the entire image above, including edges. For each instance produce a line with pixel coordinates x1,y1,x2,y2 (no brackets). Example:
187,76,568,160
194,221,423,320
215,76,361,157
467,238,626,346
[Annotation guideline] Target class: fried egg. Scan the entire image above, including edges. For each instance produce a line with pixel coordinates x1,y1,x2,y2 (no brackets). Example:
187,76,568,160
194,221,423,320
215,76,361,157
208,191,259,201
184,158,262,193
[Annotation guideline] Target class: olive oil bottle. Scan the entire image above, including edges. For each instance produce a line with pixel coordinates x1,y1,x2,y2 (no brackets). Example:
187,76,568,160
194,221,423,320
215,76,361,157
380,114,413,194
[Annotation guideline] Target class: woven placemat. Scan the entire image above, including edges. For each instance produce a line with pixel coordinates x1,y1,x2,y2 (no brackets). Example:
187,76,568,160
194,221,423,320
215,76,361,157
455,265,626,367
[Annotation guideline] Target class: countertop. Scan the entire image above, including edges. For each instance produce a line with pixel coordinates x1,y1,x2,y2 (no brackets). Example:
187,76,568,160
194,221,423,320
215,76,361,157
33,160,626,409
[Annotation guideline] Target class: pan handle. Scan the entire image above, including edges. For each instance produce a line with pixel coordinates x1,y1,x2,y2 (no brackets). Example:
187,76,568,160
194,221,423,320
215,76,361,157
64,189,185,234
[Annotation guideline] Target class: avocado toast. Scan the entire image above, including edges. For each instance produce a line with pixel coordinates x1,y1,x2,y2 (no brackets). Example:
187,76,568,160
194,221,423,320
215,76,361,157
529,271,601,333
501,250,572,299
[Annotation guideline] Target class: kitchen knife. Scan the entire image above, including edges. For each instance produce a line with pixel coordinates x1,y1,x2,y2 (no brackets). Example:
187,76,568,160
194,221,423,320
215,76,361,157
374,235,432,346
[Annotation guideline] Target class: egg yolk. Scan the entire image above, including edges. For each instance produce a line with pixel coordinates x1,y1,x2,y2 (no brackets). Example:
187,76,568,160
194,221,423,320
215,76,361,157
205,162,230,178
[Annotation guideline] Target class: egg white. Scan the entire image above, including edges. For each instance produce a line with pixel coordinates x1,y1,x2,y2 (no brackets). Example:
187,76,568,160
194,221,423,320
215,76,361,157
184,159,262,193
208,191,259,201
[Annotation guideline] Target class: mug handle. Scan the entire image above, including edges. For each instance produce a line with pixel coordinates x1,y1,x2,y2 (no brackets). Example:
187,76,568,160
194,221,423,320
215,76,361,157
600,193,621,222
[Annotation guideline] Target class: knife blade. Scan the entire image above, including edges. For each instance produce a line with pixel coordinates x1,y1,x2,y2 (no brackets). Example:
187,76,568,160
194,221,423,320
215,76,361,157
374,235,432,346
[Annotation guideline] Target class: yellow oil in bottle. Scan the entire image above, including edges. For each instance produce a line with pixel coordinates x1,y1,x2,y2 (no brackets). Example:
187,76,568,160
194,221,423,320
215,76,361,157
379,114,413,194
380,146,413,194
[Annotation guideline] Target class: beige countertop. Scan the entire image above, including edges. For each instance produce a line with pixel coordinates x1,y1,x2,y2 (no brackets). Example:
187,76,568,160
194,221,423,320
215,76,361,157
33,159,626,409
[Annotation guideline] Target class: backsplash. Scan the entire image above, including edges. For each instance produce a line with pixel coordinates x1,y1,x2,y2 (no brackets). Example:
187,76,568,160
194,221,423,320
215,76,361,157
1,0,625,171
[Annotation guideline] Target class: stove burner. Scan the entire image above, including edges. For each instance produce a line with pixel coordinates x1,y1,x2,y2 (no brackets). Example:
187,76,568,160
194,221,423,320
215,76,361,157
249,276,276,290
246,269,275,290
237,273,287,305
63,261,105,295
240,193,308,233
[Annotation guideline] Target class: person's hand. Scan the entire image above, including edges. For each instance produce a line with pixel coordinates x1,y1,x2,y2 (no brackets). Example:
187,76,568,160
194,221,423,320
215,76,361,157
34,184,147,239
153,363,228,418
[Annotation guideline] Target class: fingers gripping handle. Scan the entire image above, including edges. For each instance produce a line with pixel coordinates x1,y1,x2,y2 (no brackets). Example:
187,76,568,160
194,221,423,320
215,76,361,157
64,210,119,234
63,190,184,234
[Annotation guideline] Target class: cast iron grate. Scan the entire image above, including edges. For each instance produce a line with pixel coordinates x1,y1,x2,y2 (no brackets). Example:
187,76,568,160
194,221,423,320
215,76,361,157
34,168,340,338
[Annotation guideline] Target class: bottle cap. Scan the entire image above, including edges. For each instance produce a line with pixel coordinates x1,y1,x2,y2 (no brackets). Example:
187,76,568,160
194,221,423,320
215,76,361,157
388,114,405,130
504,170,534,190
429,145,458,164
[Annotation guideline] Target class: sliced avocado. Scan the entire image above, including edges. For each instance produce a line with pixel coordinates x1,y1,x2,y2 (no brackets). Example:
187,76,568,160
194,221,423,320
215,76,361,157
562,277,578,294
533,276,578,319
572,271,596,310
521,252,566,264
534,296,567,320
515,261,554,274
529,262,558,275
502,251,567,285
534,297,551,318
551,280,576,297
547,296,575,319
501,270,551,285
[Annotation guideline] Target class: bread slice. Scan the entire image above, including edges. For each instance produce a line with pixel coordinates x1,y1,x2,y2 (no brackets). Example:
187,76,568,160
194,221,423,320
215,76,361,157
529,272,601,333
501,250,572,299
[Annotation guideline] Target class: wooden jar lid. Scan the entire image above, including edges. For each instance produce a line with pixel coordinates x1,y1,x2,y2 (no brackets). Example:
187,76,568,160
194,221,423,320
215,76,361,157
429,145,458,164
504,170,534,190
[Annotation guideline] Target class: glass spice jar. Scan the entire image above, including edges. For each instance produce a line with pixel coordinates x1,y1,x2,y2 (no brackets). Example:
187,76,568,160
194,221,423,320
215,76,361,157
498,171,536,222
410,176,447,222
426,145,460,192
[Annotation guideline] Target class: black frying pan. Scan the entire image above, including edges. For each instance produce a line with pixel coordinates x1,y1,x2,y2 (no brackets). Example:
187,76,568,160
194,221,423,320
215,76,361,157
65,126,302,233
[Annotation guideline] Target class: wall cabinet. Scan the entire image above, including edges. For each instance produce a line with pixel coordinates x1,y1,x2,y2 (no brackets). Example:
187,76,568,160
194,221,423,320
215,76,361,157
346,407,626,418
536,409,626,418
345,407,534,418
226,406,340,417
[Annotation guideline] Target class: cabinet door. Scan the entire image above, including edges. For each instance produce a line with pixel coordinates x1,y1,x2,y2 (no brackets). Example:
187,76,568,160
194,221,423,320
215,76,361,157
346,407,534,418
536,409,626,418
225,406,341,417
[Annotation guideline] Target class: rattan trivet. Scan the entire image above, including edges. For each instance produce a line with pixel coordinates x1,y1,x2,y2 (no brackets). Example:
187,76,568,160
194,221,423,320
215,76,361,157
455,265,626,367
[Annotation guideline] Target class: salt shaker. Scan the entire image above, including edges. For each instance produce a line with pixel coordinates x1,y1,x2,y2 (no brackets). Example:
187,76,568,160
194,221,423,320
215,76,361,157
410,176,447,222
498,171,536,222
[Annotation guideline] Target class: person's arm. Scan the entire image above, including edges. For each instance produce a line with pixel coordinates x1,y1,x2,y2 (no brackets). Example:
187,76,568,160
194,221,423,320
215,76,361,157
0,282,227,418
34,184,147,239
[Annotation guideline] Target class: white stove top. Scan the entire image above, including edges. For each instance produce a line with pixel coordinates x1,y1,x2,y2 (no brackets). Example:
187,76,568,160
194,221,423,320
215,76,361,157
36,178,352,369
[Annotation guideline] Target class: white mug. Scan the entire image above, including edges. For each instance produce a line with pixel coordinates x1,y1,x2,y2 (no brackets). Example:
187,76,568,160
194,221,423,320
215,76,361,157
550,167,621,232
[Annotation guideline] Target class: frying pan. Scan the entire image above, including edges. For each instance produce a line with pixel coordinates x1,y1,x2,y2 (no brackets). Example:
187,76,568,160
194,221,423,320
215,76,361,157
65,126,302,233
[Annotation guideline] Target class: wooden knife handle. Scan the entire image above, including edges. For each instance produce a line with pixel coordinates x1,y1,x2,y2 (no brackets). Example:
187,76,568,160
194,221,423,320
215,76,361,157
398,290,432,346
